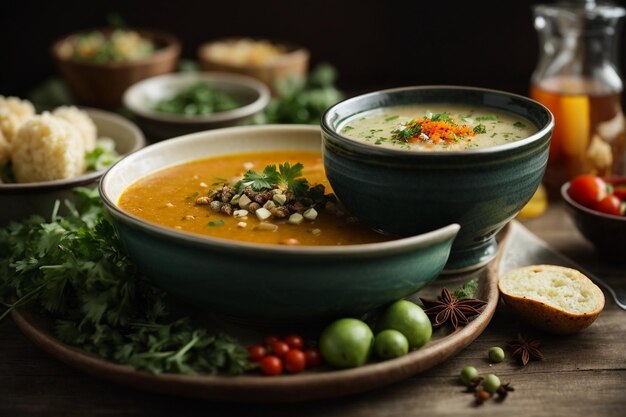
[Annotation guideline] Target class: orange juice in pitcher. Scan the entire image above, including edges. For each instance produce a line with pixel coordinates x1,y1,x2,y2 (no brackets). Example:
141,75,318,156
531,2,626,191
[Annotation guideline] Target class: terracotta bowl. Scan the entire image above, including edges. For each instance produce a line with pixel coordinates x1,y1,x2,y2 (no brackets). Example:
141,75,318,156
51,29,180,107
198,38,309,93
0,108,145,225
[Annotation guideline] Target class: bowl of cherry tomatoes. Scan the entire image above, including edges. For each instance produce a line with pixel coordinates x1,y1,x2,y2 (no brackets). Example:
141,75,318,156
561,175,626,262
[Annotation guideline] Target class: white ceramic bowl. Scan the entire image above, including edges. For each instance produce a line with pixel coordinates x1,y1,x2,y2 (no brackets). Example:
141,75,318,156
123,71,270,140
0,108,145,225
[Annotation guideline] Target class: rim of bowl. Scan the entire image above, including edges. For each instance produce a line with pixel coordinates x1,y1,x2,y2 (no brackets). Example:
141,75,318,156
0,107,145,194
122,72,271,124
51,28,181,68
561,182,626,222
198,37,309,68
99,124,461,257
321,85,555,158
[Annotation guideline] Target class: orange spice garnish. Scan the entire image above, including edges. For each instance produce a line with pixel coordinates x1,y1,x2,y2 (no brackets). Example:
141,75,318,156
393,115,475,144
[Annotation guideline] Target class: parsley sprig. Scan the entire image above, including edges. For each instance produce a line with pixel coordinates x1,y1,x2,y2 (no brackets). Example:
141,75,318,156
0,188,250,375
235,162,335,207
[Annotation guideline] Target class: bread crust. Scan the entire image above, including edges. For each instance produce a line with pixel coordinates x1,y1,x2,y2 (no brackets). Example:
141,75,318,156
498,265,605,334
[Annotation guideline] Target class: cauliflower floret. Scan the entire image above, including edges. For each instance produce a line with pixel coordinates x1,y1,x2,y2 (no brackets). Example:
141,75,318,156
53,106,97,151
0,130,10,165
0,96,35,163
12,113,85,183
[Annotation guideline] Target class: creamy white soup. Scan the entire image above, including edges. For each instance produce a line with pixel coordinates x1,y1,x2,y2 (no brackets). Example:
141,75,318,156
338,105,538,151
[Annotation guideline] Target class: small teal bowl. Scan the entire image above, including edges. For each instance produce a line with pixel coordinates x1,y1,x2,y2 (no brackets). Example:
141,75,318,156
321,86,554,271
99,125,459,323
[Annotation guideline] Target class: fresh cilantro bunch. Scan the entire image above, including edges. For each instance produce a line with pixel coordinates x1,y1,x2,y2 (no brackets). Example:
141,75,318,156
252,64,343,125
0,188,249,375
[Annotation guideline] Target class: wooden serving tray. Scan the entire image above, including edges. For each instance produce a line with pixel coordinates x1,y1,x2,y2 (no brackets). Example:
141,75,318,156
10,225,510,403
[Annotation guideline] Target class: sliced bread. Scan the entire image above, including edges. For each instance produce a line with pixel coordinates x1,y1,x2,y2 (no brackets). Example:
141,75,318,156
498,265,605,334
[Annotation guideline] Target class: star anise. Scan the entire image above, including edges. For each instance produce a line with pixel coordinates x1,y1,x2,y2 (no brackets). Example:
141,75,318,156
420,288,487,329
507,334,544,366
495,383,515,401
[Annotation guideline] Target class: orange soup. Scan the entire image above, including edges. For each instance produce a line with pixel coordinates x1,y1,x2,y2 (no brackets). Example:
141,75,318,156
118,151,391,246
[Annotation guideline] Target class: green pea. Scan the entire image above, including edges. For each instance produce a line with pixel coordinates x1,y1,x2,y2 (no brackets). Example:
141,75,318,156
482,373,501,393
460,366,478,386
488,346,505,363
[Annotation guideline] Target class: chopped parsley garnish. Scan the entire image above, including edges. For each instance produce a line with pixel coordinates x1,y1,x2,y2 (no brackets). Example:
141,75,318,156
208,220,225,227
475,114,498,122
385,115,400,122
185,191,200,203
473,124,487,134
430,112,452,122
391,114,475,144
513,121,527,129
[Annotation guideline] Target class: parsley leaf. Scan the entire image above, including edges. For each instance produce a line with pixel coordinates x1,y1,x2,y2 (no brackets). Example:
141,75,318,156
454,278,479,300
430,112,452,122
473,124,487,134
85,138,120,171
235,165,279,193
475,114,498,122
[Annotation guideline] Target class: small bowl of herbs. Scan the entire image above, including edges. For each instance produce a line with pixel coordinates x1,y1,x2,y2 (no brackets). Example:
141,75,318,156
123,72,270,140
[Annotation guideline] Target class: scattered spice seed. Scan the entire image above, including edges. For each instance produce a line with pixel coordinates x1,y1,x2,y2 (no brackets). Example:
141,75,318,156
507,334,544,366
495,383,515,401
466,376,484,392
420,288,487,329
474,388,491,405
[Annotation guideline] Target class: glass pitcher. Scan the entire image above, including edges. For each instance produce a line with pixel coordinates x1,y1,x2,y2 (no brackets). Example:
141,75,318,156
530,1,626,190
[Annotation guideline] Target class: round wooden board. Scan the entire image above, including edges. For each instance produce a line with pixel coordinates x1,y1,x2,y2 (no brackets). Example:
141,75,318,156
11,225,509,403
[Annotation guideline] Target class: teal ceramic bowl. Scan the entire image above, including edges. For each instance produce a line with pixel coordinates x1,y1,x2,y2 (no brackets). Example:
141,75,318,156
99,125,459,323
321,86,554,271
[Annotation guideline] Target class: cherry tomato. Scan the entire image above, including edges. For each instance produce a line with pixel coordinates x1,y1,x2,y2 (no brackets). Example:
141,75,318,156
568,175,607,208
260,355,283,376
284,349,306,374
593,195,623,216
613,186,626,200
304,347,322,368
247,344,266,362
264,335,279,346
271,340,290,357
283,334,304,350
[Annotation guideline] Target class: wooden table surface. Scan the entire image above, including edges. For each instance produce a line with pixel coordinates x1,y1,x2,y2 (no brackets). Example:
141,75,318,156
1,200,624,417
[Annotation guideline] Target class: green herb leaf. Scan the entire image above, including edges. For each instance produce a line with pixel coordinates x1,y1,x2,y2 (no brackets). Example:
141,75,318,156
473,124,487,134
0,189,250,375
430,113,452,122
476,114,498,122
208,220,224,227
513,121,526,129
454,278,479,300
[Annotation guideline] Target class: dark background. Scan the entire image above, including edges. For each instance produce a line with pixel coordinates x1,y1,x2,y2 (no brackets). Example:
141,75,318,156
1,0,626,99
